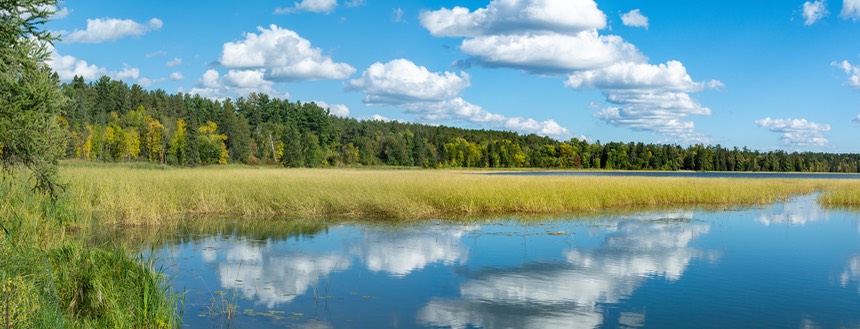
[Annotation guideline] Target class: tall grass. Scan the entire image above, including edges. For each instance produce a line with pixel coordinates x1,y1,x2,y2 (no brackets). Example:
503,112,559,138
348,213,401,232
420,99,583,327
819,183,860,207
61,163,842,225
0,169,179,328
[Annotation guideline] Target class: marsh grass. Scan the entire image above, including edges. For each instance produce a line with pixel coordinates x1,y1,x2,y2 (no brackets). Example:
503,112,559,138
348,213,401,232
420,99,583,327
819,183,860,207
1,170,180,328
61,163,847,225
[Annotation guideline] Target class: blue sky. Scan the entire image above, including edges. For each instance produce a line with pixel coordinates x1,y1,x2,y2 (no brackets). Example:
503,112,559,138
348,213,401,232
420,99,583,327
44,0,860,152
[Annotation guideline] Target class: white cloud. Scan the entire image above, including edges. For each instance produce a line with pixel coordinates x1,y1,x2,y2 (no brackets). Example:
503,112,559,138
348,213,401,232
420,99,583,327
460,30,644,74
620,9,649,29
420,0,606,37
219,25,355,81
842,0,860,19
64,18,162,43
422,0,719,143
421,0,642,74
47,45,106,81
803,1,829,25
755,117,831,147
274,0,337,14
188,69,277,100
169,72,184,81
854,114,860,125
347,59,470,104
348,59,570,138
46,45,162,86
111,65,139,80
166,57,182,67
313,100,350,117
368,114,393,121
392,7,404,23
567,61,721,142
833,60,860,88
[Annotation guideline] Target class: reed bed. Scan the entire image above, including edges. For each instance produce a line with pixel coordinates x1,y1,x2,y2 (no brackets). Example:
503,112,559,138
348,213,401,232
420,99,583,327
61,163,845,225
819,183,860,207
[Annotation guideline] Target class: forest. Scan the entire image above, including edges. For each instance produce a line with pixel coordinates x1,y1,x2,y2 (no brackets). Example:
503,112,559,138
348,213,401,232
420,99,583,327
59,75,860,173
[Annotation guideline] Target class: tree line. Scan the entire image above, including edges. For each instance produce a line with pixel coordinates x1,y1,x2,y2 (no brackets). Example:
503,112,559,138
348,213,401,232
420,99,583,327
57,75,860,173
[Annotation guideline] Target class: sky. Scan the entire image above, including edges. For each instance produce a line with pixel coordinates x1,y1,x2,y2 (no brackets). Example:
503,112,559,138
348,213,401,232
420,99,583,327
42,0,860,153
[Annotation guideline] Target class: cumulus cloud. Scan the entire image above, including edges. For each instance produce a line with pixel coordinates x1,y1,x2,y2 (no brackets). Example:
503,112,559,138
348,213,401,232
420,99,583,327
755,117,831,147
169,72,184,81
46,45,106,81
421,0,642,74
64,18,162,43
833,60,860,88
620,9,649,29
47,44,157,86
313,100,350,117
842,0,860,19
420,0,606,37
422,0,718,142
460,30,644,74
187,69,277,100
274,0,337,14
567,61,721,142
347,59,470,104
803,1,829,25
166,57,182,67
854,114,860,125
219,25,355,81
348,59,570,138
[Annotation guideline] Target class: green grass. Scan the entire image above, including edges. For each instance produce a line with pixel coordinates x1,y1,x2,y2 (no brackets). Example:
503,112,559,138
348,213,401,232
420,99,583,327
60,162,850,225
1,169,180,328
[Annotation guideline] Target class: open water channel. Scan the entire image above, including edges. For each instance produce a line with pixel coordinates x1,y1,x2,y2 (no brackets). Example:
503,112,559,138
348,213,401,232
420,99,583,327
151,194,860,328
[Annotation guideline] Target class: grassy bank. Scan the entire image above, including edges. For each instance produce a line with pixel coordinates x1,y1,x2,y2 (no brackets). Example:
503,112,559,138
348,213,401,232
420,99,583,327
61,162,848,225
1,170,179,328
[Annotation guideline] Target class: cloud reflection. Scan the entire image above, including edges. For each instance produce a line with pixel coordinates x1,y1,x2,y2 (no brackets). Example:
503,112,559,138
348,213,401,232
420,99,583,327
200,236,350,308
841,255,860,293
418,218,711,329
349,226,476,276
757,195,827,226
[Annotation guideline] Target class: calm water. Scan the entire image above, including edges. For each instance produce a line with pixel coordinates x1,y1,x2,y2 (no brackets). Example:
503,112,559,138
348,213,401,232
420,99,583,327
487,171,860,180
152,196,860,328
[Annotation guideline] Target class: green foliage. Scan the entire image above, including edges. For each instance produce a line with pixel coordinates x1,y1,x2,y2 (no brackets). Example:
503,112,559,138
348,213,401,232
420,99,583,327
1,173,179,328
0,0,66,197
54,74,860,173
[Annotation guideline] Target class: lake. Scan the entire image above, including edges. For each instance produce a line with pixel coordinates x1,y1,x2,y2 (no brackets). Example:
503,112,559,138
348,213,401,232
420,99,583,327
486,171,860,180
151,195,860,328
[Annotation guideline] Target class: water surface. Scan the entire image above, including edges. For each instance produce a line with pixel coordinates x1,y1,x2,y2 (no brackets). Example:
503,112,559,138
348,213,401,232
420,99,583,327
486,171,860,180
152,196,860,328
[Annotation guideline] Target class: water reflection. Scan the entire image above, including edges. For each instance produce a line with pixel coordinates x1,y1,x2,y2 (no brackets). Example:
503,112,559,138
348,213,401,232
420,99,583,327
418,217,711,329
151,197,860,328
349,226,476,276
757,195,827,226
842,255,860,293
200,236,351,308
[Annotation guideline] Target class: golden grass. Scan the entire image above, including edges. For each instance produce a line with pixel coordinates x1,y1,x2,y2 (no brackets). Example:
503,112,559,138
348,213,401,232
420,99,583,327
819,183,860,207
59,162,860,225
